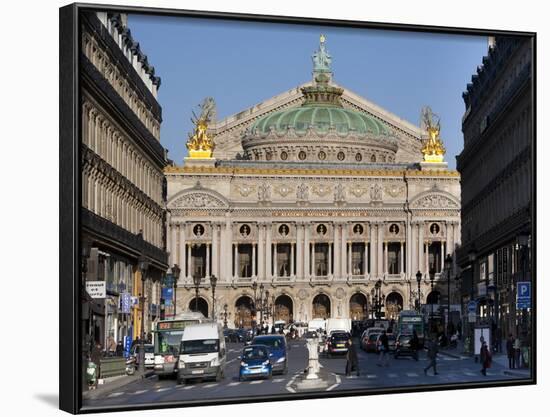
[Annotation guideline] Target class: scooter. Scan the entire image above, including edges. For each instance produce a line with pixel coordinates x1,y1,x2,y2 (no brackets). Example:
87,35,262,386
125,356,137,375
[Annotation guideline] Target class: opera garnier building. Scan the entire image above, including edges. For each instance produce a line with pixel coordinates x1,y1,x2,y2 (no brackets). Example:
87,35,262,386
165,36,461,328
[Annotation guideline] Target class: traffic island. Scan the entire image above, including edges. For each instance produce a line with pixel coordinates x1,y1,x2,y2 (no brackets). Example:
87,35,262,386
292,368,335,391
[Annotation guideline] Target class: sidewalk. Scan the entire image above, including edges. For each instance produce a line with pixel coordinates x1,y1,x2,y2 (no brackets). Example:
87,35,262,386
82,370,155,401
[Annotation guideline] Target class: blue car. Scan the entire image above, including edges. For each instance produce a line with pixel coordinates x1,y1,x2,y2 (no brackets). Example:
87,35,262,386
252,335,288,375
239,345,272,381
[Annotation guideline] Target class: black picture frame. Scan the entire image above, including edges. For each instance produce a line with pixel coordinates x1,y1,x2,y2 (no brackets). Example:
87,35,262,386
60,3,536,414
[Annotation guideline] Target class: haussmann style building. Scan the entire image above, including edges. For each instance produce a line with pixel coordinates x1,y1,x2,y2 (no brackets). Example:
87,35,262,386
165,36,461,329
80,11,169,353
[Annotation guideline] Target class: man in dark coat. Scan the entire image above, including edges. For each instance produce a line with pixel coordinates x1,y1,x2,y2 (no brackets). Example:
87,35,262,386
410,330,420,361
506,334,515,369
345,338,359,376
424,337,439,376
480,341,492,375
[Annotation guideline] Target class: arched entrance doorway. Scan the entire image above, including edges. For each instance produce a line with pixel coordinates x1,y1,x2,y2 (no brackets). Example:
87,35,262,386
274,295,293,323
188,296,209,318
349,293,368,320
312,294,331,319
427,291,440,305
234,296,254,329
385,292,403,321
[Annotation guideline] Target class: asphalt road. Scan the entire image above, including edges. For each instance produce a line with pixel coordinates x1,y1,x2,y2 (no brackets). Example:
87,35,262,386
83,339,527,408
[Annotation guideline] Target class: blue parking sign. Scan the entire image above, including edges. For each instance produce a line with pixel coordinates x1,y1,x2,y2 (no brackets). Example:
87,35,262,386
516,281,531,309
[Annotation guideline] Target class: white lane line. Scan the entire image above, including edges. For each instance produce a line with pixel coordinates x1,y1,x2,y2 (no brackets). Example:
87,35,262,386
273,378,285,383
226,358,238,365
250,380,264,384
286,373,300,393
227,382,241,386
203,383,219,388
388,373,398,378
155,387,171,392
107,392,124,398
406,372,419,377
183,385,195,390
326,373,341,391
132,389,148,395
366,374,378,379
464,371,477,376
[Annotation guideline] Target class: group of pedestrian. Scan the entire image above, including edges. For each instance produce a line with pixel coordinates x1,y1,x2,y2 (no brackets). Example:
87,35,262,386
506,334,523,369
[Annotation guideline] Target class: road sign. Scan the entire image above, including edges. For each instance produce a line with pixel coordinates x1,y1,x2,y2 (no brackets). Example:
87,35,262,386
467,301,477,313
121,292,131,313
516,281,531,309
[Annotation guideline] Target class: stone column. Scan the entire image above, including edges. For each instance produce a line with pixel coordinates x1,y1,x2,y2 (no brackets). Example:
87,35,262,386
311,242,315,277
266,224,272,279
328,243,332,276
258,224,265,279
377,223,384,277
171,225,178,266
364,241,368,277
383,241,388,275
370,223,376,276
418,223,424,275
222,214,232,281
406,219,412,279
234,243,238,279
291,243,295,276
179,223,186,278
341,224,347,277
273,242,278,278
304,224,310,278
211,224,219,278
425,242,429,276
187,244,192,279
440,240,445,272
252,243,257,278
166,213,172,264
347,242,352,277
296,223,303,278
333,223,340,278
205,244,210,278
400,241,404,274
445,222,452,256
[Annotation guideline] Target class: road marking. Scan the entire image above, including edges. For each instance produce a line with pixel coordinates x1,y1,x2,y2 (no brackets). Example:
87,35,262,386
406,373,419,377
227,382,241,386
183,385,195,390
273,378,285,383
107,392,124,398
250,380,264,384
366,374,378,379
132,390,148,395
155,387,171,392
388,373,398,378
226,358,238,365
203,383,219,388
463,371,477,376
326,373,342,391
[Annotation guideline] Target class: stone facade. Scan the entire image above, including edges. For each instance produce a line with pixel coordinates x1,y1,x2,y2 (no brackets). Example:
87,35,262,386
167,38,461,327
458,36,533,339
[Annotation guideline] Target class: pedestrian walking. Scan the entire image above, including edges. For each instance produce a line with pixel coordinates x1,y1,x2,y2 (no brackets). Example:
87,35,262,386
506,334,515,369
514,337,522,368
345,338,360,376
377,330,390,367
423,337,439,376
107,335,117,356
410,330,420,361
480,341,492,376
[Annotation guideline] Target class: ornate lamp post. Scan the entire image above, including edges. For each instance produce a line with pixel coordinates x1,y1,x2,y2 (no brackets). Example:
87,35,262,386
429,269,436,334
171,264,181,317
259,283,265,327
223,304,228,329
444,254,453,337
138,254,150,375
264,290,270,324
210,274,218,319
192,274,201,314
416,270,422,312
373,279,383,319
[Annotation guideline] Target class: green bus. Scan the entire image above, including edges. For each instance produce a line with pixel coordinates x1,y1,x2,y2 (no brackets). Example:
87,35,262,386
397,310,425,347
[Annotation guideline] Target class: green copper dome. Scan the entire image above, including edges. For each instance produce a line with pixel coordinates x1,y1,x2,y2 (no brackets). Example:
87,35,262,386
250,105,390,136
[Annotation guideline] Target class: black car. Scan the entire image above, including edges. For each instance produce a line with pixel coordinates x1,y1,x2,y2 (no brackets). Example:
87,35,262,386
224,329,241,343
394,333,416,358
326,332,350,356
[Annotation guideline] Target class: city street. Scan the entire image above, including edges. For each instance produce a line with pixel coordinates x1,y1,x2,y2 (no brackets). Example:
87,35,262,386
83,339,528,408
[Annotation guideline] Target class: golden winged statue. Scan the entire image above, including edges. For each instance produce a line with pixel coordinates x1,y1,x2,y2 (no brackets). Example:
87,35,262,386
186,98,216,159
420,107,446,163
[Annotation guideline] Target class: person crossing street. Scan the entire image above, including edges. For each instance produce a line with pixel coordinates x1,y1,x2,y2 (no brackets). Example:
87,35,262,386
424,336,439,376
377,330,390,367
345,338,359,376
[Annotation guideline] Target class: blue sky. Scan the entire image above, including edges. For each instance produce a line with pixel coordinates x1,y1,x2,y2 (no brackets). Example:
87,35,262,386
128,14,488,169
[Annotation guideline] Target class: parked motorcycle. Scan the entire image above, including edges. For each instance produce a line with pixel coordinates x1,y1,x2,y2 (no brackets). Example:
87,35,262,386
125,356,137,375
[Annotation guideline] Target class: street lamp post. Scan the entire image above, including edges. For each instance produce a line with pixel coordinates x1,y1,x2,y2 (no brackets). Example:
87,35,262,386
192,274,201,314
223,304,228,329
445,254,453,337
259,283,265,328
172,264,180,317
138,254,150,375
416,271,422,312
429,269,435,334
210,275,218,319
252,282,258,333
518,231,530,340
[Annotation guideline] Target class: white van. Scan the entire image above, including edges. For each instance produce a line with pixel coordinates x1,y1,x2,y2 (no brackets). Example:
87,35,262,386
177,323,226,384
308,318,327,332
326,318,352,335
